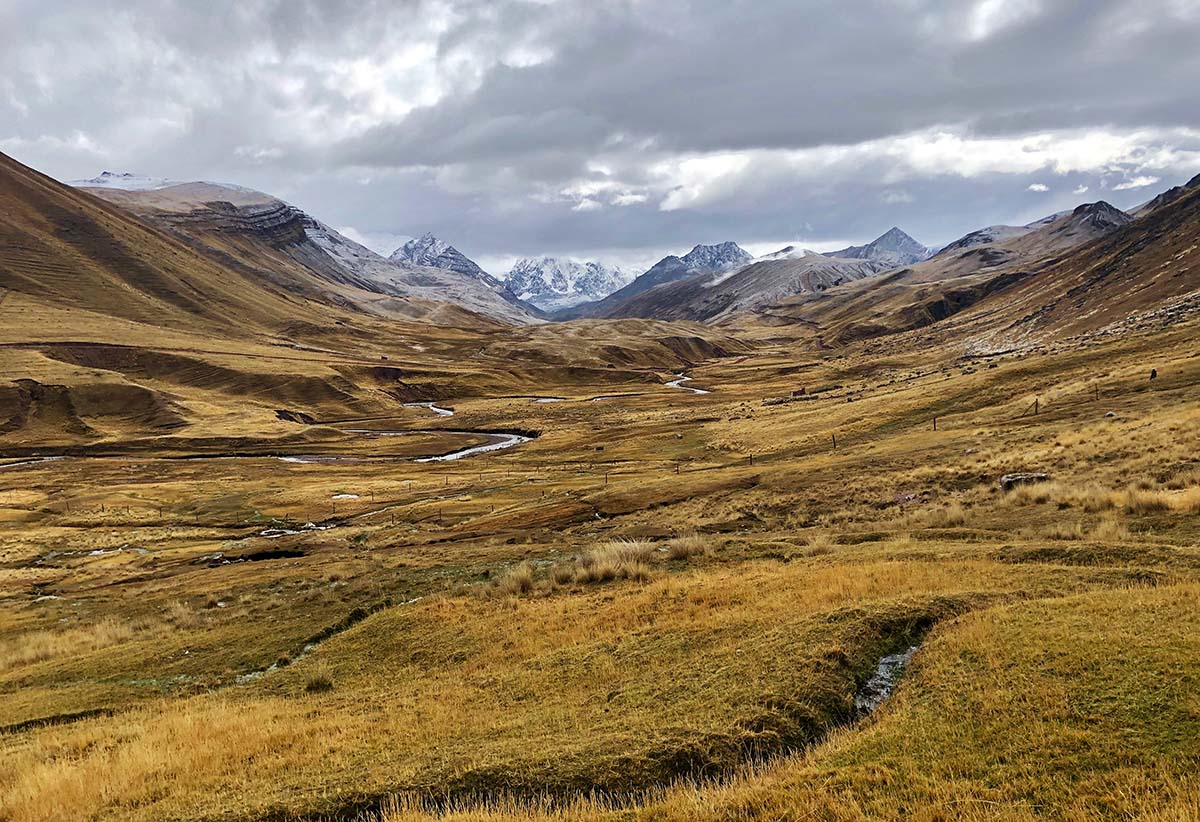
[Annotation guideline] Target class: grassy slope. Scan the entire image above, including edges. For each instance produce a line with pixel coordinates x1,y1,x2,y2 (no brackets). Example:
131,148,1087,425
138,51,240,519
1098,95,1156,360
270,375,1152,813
2,313,1200,819
376,584,1200,822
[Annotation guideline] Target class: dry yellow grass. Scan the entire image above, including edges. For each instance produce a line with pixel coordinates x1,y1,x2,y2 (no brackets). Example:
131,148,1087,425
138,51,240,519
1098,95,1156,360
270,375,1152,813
371,584,1200,822
0,618,145,672
2,294,1200,820
0,555,1140,822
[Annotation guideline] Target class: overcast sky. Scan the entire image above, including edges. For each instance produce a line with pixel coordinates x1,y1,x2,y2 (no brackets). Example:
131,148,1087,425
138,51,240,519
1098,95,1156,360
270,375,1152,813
3,0,1199,275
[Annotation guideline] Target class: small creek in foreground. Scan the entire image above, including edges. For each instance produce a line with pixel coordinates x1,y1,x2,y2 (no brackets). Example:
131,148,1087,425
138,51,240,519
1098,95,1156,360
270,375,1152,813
854,645,919,715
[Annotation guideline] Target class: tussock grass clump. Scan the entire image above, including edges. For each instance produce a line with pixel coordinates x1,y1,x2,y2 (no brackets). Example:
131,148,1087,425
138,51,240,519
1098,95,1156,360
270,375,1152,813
550,563,576,586
1121,485,1173,514
494,563,536,597
163,599,203,629
1091,516,1131,543
802,532,834,555
1164,466,1200,490
665,533,711,560
1002,479,1200,517
1005,481,1058,506
1037,521,1087,541
1025,514,1131,544
1172,486,1200,513
303,665,334,694
925,501,967,528
900,501,968,530
552,540,654,586
1048,483,1120,513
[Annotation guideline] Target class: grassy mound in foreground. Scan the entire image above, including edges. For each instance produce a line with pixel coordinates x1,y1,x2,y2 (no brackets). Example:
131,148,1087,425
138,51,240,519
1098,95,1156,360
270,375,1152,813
377,583,1200,821
0,555,1136,821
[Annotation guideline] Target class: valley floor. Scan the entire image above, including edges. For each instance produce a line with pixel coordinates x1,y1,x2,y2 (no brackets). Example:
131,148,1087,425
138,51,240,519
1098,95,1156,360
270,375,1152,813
2,316,1199,820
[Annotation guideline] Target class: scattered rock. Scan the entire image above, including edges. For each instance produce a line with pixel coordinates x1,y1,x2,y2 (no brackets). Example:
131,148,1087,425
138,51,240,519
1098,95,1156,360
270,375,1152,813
999,472,1050,492
1105,411,1118,418
275,409,316,425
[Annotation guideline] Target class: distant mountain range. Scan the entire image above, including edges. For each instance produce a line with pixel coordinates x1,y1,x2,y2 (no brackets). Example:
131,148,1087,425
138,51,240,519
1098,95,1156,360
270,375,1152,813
39,156,1200,343
564,231,928,322
561,241,753,319
934,202,1131,258
825,227,932,267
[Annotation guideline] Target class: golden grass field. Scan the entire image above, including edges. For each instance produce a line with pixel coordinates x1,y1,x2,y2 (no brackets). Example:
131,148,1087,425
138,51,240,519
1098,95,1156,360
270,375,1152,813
3,289,1200,820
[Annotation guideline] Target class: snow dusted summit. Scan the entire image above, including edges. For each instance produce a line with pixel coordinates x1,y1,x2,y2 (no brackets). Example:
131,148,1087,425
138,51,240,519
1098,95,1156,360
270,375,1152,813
504,257,630,312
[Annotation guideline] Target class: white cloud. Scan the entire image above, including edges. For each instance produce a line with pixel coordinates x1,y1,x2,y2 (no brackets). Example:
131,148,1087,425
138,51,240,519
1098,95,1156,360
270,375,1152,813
0,130,103,156
1073,184,1089,194
612,192,648,206
558,127,1199,217
234,145,284,163
335,226,411,256
5,0,1198,265
654,153,753,211
968,0,1044,41
1113,175,1162,190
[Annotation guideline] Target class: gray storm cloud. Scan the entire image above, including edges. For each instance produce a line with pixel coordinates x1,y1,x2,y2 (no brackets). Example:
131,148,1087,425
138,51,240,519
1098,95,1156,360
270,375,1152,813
3,0,1199,270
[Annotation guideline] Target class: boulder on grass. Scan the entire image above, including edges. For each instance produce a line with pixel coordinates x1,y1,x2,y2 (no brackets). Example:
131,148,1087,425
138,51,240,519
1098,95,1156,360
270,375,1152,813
999,472,1050,492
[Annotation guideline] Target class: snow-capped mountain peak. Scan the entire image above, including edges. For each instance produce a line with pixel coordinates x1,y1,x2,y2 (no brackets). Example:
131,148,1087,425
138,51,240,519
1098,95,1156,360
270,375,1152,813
757,245,824,262
825,227,931,267
504,256,629,312
388,233,495,284
680,241,753,272
69,171,176,191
